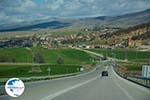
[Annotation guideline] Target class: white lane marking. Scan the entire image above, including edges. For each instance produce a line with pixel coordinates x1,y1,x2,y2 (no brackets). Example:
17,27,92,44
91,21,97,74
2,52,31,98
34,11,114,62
113,79,134,100
111,68,134,100
42,76,99,100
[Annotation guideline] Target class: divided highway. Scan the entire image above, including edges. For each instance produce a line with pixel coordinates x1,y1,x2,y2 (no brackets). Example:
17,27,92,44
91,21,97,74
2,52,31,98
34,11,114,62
0,63,149,100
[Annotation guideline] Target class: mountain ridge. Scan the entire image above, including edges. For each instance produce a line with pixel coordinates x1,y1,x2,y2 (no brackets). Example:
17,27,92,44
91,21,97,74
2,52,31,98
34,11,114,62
0,8,150,32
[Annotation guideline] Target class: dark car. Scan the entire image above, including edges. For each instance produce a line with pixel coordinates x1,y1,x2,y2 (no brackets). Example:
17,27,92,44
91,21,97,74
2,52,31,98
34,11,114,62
101,71,108,77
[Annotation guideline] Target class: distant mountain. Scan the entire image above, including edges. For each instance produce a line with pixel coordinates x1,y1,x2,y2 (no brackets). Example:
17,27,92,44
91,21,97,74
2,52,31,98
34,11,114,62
103,9,150,27
0,9,150,32
0,21,70,32
95,16,112,20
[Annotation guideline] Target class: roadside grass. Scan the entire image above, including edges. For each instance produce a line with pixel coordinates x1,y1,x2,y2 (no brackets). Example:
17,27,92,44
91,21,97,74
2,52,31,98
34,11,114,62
88,49,150,62
0,64,81,78
115,62,145,76
118,62,143,71
125,64,142,71
0,82,4,85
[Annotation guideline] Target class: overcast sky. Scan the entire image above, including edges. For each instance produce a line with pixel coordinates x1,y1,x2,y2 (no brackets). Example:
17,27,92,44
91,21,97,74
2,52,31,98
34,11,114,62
0,0,150,25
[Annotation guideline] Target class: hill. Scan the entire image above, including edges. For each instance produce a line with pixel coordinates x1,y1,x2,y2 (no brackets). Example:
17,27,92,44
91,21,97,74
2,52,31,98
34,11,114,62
102,23,150,38
98,23,150,46
0,9,150,32
132,31,150,40
102,9,150,27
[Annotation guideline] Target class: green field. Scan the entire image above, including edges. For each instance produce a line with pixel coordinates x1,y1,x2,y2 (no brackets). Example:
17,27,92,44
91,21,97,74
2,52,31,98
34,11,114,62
0,64,81,78
0,47,96,78
0,47,94,64
88,49,150,62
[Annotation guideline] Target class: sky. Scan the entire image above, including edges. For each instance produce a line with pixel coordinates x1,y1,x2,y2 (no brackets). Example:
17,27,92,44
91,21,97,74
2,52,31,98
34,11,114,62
0,0,150,25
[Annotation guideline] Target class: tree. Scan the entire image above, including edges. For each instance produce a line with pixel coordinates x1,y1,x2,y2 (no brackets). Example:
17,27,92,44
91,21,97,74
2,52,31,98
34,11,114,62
0,55,8,62
52,40,59,48
57,57,64,64
33,53,45,63
0,55,16,62
102,54,107,60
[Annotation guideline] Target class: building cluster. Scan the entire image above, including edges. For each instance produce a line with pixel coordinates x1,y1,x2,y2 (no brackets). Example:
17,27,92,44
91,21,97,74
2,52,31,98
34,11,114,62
34,33,99,49
108,36,143,48
0,33,99,48
0,30,148,49
0,37,33,48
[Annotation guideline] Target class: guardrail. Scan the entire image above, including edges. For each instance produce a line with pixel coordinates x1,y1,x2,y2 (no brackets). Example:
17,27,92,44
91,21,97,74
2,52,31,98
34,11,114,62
112,63,150,88
122,74,150,88
115,71,150,88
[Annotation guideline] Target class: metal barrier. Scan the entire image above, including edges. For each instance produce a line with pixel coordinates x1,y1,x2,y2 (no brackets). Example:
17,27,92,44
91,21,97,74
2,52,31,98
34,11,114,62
118,73,150,88
125,75,150,88
113,64,150,88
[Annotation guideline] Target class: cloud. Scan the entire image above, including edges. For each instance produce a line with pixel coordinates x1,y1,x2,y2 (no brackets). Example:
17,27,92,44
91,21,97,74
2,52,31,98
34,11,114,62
45,0,64,11
18,0,37,12
0,11,9,24
0,11,25,25
0,0,150,25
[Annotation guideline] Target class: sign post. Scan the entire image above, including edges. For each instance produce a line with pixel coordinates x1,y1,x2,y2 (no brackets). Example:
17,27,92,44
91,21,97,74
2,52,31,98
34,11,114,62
47,67,51,76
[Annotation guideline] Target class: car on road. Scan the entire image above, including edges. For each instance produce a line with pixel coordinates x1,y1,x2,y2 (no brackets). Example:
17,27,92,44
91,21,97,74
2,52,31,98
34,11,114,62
101,71,108,77
96,67,99,70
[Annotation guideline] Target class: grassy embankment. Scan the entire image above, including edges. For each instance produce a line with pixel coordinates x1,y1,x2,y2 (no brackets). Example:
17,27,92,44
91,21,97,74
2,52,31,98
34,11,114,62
0,64,81,78
0,47,96,78
0,47,94,64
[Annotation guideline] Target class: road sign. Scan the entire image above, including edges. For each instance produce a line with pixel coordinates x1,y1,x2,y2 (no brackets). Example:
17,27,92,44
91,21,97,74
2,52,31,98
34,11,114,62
80,67,84,71
142,65,150,78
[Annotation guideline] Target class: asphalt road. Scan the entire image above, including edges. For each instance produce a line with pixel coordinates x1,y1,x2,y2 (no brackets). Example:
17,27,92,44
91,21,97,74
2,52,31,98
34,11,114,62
0,64,150,100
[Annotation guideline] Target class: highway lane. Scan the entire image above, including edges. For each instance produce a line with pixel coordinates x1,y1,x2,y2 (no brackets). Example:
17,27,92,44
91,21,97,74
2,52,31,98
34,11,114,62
0,64,150,100
50,67,150,100
0,65,102,100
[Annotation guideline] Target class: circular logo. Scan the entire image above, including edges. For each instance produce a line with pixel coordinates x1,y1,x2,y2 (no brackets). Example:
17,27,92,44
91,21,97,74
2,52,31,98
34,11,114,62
5,78,25,97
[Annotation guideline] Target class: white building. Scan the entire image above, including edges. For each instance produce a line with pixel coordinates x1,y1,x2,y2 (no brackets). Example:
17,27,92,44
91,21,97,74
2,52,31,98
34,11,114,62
142,65,150,78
